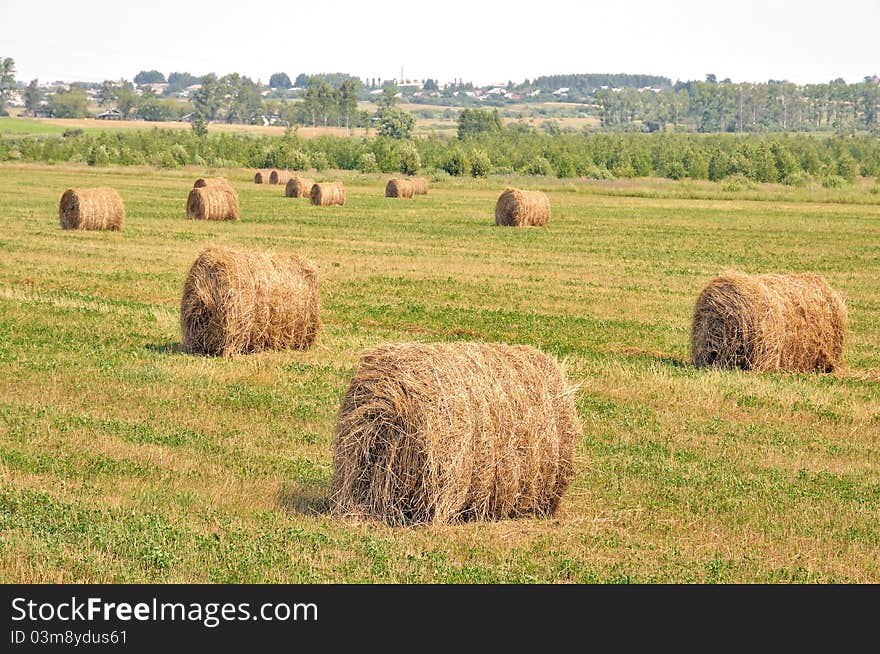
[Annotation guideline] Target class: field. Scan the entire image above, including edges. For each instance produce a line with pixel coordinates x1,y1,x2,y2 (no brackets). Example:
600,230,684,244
1,163,879,583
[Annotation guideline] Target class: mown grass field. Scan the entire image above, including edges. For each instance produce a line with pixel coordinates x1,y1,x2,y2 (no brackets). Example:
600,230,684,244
1,163,879,582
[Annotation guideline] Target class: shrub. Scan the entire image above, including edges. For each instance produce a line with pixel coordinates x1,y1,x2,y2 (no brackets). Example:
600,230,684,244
522,156,552,176
469,148,491,178
440,149,469,177
357,151,378,174
821,174,847,189
398,142,421,175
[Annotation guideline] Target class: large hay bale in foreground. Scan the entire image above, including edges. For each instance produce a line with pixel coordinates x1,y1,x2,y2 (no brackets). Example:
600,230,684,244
331,342,581,525
385,178,414,198
410,177,428,195
194,177,233,190
254,171,269,184
59,188,124,231
495,188,550,227
310,182,345,206
186,187,240,221
285,177,314,198
269,170,293,185
180,246,320,356
691,272,847,372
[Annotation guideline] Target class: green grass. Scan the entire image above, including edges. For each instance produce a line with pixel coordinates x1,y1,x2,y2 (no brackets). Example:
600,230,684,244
0,117,68,136
1,164,879,582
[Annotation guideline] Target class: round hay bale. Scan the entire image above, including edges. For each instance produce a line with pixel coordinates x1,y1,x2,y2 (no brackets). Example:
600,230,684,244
385,178,415,198
310,182,345,206
285,177,314,198
186,187,240,221
409,177,429,195
59,187,124,231
691,272,847,372
269,170,293,185
254,171,268,184
331,342,581,525
495,187,550,227
180,246,320,356
194,177,232,190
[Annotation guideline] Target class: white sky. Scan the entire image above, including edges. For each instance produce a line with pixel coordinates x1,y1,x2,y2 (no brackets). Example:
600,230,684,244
2,0,878,86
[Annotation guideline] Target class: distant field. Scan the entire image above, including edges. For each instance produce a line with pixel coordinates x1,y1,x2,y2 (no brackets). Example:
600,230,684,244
1,164,879,582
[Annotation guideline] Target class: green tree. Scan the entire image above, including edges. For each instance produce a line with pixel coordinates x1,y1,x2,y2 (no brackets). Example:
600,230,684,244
377,106,414,139
24,79,42,115
192,74,221,121
0,57,16,112
269,72,292,89
97,80,118,106
338,79,360,134
377,85,399,109
133,70,165,85
48,86,89,118
457,108,502,139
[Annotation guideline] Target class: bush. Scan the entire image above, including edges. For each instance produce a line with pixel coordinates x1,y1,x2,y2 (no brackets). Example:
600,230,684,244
821,174,847,189
522,156,552,176
440,149,469,177
469,148,491,178
311,151,328,171
398,142,421,175
357,151,378,174
721,173,752,192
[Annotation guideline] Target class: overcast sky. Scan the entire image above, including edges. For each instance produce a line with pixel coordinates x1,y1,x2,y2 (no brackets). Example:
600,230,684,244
2,0,878,86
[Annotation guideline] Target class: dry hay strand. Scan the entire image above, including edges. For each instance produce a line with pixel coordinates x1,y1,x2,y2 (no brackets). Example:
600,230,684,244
254,171,269,184
285,177,314,198
269,170,293,185
385,178,415,198
59,187,124,231
186,187,240,221
331,342,581,525
691,272,847,372
495,187,550,227
310,182,345,206
194,177,233,190
180,246,320,356
410,177,429,195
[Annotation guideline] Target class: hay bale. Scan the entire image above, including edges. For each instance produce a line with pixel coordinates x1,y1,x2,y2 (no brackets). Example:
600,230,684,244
186,187,240,221
310,182,345,206
269,170,293,185
194,177,232,190
285,177,314,198
495,187,550,227
180,246,320,356
254,171,268,184
691,272,847,372
410,177,429,195
331,342,581,525
385,178,414,198
59,188,124,231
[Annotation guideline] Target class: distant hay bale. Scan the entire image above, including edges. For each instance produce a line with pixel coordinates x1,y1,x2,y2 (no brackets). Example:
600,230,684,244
410,177,428,195
254,171,269,184
59,187,125,231
310,182,345,206
180,246,320,357
331,342,581,525
385,178,414,198
691,272,847,372
495,187,550,227
269,170,293,185
186,187,240,221
194,177,233,190
285,177,314,198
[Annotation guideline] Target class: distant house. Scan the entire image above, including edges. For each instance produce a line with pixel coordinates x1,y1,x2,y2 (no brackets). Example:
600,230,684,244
96,108,123,120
